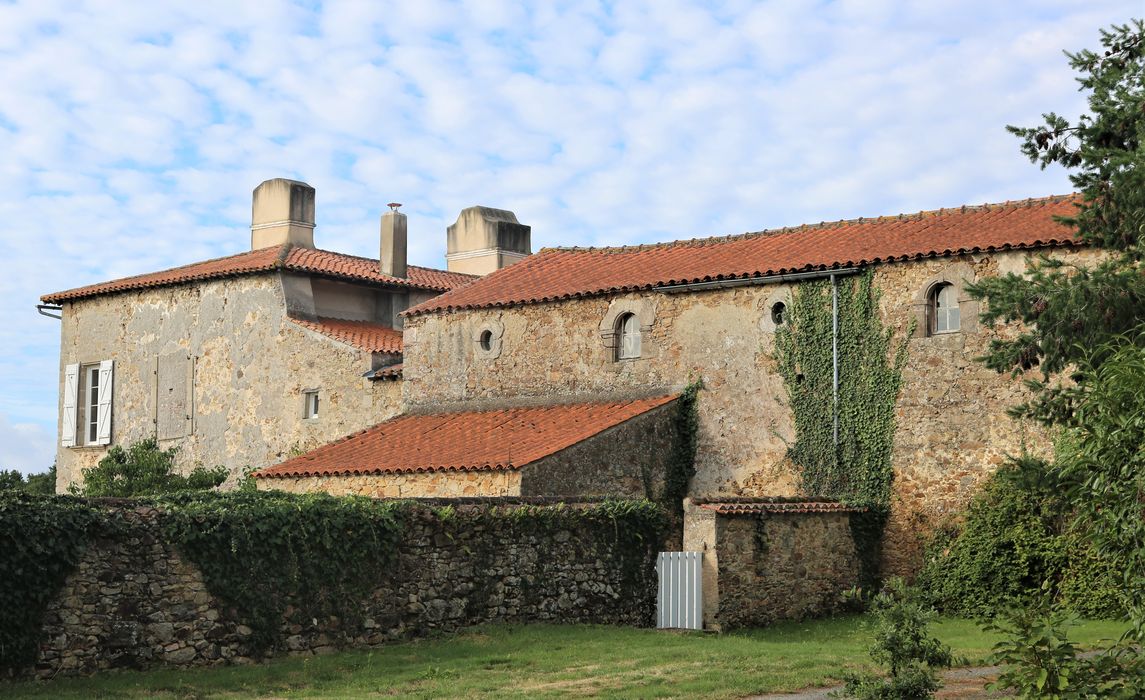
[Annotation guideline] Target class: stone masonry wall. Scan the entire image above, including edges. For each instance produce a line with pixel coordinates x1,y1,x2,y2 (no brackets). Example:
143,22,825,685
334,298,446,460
402,249,1101,576
55,273,402,491
259,469,522,498
31,500,659,678
712,510,860,629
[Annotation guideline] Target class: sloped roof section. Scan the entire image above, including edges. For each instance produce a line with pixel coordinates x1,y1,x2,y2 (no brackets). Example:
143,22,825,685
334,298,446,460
696,499,866,515
289,317,403,354
41,244,478,303
406,195,1080,316
253,395,678,479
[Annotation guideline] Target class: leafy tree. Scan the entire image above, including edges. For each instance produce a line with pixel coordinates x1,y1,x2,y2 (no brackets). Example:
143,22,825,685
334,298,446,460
965,19,1145,695
968,20,1145,424
0,465,57,495
74,437,226,497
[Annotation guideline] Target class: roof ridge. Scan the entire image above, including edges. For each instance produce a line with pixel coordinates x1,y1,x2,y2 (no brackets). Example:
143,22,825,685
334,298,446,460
538,193,1078,255
299,246,475,279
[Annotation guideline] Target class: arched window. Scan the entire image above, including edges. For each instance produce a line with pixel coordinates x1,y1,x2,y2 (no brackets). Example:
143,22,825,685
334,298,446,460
929,283,960,334
616,312,641,360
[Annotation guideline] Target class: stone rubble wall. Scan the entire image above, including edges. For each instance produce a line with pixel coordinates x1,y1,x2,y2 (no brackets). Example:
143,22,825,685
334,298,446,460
31,501,660,678
685,506,861,630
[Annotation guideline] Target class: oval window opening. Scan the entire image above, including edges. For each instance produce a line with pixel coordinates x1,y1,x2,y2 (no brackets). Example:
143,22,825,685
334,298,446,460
771,301,787,326
478,329,493,351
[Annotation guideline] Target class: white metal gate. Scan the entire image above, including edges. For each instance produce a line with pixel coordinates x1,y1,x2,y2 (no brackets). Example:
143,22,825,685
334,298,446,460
656,551,703,630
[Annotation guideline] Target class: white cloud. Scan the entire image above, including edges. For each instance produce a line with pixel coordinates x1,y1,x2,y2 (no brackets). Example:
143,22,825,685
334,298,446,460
0,0,1138,462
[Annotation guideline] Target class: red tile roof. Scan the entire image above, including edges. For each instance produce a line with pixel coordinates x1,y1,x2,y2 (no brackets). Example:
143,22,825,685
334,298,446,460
696,499,866,515
41,244,478,303
253,395,677,478
407,195,1080,316
368,362,403,380
289,317,403,354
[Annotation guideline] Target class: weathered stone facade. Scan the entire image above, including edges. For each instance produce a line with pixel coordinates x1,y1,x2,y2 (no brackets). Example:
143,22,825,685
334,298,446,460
55,273,402,490
402,249,1100,575
31,501,660,678
682,500,861,630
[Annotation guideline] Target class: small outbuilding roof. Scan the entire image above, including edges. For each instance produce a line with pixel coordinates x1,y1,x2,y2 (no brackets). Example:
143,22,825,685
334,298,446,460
253,394,678,479
406,195,1080,316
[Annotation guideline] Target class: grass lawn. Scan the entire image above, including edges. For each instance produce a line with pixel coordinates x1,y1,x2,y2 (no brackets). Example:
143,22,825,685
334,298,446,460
1,616,1126,699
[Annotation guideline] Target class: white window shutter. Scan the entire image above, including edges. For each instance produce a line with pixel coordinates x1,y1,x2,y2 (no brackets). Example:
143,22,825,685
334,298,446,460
62,363,79,447
96,359,114,446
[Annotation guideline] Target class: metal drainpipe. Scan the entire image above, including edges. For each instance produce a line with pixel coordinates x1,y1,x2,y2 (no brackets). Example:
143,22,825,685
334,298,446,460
831,274,839,447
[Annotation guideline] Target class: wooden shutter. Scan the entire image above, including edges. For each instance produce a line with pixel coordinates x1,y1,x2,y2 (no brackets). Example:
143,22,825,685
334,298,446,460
96,359,114,446
62,363,79,447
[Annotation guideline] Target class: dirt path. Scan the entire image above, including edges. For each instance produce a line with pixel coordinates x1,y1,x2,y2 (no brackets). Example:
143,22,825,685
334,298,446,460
748,665,1007,700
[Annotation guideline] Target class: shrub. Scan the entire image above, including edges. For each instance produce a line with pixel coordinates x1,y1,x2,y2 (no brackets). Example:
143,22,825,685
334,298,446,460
916,456,1124,618
838,578,953,700
0,466,55,495
74,437,226,497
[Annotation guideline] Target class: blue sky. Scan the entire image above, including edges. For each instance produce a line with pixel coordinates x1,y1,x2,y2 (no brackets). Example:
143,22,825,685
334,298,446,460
0,0,1137,473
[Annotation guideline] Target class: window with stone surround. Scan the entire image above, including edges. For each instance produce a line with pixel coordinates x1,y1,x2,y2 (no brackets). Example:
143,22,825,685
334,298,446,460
616,312,641,360
929,283,960,334
303,389,320,419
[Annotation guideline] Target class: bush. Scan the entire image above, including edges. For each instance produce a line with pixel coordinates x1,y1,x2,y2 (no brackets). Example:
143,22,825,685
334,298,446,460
74,437,226,497
838,578,953,700
916,456,1124,618
986,605,1145,699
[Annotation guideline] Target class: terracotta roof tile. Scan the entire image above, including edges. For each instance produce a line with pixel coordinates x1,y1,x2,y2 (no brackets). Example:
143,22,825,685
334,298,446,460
253,395,677,478
367,363,403,380
289,317,403,354
697,500,866,515
42,244,478,303
407,195,1080,316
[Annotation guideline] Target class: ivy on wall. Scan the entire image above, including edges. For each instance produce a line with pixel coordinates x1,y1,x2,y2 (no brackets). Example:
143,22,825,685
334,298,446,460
775,271,911,585
158,491,409,654
775,271,911,508
664,380,702,510
0,493,114,675
0,491,668,673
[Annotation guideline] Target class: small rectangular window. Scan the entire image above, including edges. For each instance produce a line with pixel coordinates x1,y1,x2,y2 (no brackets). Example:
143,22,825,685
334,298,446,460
303,390,320,419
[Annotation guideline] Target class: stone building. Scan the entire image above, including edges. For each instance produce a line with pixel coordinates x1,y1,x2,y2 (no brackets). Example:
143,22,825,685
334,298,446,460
252,193,1088,574
39,178,513,488
43,181,1086,578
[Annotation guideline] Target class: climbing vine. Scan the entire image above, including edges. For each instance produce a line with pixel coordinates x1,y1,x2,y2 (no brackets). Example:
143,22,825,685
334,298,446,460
775,271,911,508
664,379,702,510
158,490,410,654
0,492,115,675
775,271,910,585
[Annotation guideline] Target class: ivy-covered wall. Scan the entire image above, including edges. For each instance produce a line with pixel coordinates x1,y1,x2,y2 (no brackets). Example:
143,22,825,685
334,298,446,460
8,494,664,679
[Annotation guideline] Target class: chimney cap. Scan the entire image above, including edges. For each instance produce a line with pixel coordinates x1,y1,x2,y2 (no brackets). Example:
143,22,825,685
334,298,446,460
387,202,402,212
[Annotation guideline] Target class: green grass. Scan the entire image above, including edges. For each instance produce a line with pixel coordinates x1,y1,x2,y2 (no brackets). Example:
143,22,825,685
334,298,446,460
1,617,1126,699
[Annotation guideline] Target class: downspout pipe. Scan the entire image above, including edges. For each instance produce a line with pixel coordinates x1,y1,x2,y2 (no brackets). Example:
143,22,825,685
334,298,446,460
831,274,839,447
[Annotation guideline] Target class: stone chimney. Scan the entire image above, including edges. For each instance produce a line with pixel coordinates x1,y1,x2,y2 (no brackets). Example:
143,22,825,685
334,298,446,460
251,178,315,250
445,206,531,276
380,203,407,278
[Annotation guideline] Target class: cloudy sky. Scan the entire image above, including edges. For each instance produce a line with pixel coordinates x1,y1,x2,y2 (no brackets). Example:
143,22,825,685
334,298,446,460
0,1,1137,473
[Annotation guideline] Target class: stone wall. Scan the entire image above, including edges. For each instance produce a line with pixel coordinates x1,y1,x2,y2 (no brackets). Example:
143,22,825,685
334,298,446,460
682,500,861,630
55,273,403,490
30,500,660,678
402,249,1101,575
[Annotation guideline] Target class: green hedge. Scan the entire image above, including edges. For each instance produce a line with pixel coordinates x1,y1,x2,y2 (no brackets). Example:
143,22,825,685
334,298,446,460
916,457,1125,618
